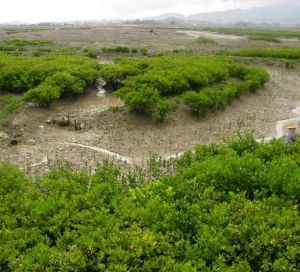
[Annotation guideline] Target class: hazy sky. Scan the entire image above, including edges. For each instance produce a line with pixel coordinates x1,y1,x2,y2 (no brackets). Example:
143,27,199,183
0,0,298,23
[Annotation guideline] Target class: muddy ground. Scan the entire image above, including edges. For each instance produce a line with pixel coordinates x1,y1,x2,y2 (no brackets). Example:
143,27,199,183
0,25,299,52
1,65,300,174
0,25,299,174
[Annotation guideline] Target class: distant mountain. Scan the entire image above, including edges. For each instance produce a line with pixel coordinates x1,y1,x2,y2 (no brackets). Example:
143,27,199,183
145,13,186,21
146,4,300,25
0,21,29,26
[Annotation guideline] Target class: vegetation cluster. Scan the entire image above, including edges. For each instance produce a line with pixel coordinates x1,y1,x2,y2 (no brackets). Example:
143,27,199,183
1,135,300,271
0,39,150,60
196,36,217,45
0,39,54,54
100,56,269,120
0,94,20,127
4,28,53,35
0,54,100,107
220,48,300,60
102,46,148,56
0,39,99,58
201,27,300,43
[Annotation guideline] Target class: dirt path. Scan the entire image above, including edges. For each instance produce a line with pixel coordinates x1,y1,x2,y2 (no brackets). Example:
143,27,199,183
55,141,133,164
1,66,299,174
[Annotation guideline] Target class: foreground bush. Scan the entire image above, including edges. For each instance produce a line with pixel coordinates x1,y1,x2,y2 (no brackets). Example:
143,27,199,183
1,135,300,271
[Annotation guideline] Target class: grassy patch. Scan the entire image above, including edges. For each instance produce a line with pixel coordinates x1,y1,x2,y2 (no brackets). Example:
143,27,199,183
102,46,148,56
196,36,217,45
247,35,281,43
220,48,300,60
0,39,54,55
201,26,300,39
4,28,53,34
0,95,21,127
3,39,54,47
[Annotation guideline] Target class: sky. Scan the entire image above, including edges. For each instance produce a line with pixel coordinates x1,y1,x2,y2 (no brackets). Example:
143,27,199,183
0,0,298,23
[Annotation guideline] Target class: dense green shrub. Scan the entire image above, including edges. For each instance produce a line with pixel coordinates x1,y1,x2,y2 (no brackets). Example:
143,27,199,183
247,34,281,43
0,45,26,53
1,135,300,271
83,48,98,58
183,91,213,116
152,99,175,121
0,54,100,106
124,73,173,95
140,48,148,56
102,46,130,54
22,83,61,107
46,72,86,96
221,48,300,59
32,48,52,57
100,55,268,119
123,85,160,115
2,39,54,47
196,36,217,44
102,46,148,56
131,48,138,54
117,84,175,121
0,39,54,54
183,64,269,116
